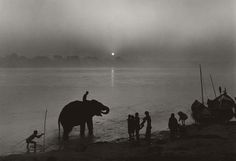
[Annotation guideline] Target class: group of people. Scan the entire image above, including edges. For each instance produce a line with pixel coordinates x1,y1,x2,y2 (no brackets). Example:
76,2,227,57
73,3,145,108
168,111,188,139
127,111,151,142
25,91,188,152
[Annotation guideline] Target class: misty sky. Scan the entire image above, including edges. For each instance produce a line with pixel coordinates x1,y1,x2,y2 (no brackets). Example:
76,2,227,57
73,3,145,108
0,0,235,65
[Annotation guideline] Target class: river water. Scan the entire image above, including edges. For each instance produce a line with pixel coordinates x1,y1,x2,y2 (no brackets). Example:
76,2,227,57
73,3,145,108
0,67,234,155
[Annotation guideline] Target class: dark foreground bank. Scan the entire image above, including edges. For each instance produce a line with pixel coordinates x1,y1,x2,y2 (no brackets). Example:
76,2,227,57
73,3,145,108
1,122,236,161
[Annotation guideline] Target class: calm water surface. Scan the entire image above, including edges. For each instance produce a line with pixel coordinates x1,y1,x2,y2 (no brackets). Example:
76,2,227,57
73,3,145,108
0,67,235,155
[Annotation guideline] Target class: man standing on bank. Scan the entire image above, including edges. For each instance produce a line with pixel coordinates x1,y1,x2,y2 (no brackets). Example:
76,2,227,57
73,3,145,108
168,113,178,139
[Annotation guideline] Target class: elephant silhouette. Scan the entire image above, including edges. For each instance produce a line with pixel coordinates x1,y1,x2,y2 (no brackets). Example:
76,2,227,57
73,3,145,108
58,99,110,141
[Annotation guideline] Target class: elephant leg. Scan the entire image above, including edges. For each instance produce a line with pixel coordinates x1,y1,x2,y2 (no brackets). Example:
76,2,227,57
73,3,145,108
87,118,93,136
63,126,73,141
80,122,86,137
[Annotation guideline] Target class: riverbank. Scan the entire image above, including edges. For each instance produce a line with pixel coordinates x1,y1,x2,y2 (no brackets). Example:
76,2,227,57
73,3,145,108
1,122,236,161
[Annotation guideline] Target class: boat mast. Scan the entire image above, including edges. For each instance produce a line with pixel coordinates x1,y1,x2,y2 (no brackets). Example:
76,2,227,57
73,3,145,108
210,74,217,98
199,64,204,105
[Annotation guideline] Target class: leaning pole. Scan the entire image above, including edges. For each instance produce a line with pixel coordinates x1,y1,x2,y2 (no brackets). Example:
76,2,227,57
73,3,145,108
43,109,47,152
210,74,217,97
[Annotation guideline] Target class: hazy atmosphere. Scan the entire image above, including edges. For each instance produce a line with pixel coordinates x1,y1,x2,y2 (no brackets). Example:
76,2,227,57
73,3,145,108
0,0,235,67
1,1,236,159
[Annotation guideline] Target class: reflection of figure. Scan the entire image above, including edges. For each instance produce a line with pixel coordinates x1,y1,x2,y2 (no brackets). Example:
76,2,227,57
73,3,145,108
219,86,222,94
26,130,44,152
168,113,178,139
140,111,152,141
134,113,140,141
178,111,188,126
46,156,57,161
83,91,89,102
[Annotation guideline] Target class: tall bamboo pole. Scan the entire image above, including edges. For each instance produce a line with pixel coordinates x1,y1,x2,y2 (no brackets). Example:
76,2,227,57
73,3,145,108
43,109,47,152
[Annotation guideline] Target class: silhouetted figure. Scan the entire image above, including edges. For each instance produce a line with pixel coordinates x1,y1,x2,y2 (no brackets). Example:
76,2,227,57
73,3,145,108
83,91,89,102
26,130,44,152
219,86,222,94
127,115,133,141
168,113,178,140
140,111,152,141
178,111,188,126
134,112,140,141
130,115,135,139
234,98,236,118
223,88,227,94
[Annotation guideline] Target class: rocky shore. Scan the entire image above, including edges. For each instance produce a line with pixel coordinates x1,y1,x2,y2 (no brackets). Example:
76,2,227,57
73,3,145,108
1,122,236,161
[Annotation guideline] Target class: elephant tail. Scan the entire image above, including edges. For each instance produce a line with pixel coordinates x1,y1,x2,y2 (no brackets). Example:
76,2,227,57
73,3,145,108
58,118,61,142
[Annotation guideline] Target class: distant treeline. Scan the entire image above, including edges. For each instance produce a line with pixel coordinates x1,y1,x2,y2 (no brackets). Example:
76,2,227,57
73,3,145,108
0,53,217,68
0,53,126,67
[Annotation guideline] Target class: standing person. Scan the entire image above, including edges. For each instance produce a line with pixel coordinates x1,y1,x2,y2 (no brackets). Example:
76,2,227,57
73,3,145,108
26,130,44,152
223,88,227,94
83,91,89,102
219,86,222,95
130,115,135,140
134,112,140,141
127,115,133,141
168,113,178,140
178,111,188,126
140,111,152,142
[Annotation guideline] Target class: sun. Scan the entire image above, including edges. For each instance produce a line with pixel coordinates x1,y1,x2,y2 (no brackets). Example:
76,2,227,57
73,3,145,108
111,52,115,56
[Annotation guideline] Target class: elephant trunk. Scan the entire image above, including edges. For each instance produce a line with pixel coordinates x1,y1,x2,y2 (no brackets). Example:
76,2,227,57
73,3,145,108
101,107,110,114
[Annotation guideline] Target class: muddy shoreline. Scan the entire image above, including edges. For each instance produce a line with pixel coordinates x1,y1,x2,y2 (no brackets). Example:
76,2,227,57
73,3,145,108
1,122,236,161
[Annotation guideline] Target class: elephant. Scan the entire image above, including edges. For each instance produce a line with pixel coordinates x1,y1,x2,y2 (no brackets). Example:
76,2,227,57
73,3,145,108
58,99,110,141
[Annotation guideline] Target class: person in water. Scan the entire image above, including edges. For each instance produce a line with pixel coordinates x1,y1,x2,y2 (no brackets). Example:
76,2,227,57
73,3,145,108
168,113,178,139
134,112,140,141
83,91,89,102
140,111,152,141
178,111,188,126
26,130,44,152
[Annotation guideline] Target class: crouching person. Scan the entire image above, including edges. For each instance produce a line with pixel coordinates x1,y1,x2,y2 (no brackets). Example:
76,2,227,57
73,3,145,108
26,130,44,153
178,111,188,126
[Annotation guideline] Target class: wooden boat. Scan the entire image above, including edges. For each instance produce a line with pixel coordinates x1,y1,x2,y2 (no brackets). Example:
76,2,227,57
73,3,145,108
191,65,236,124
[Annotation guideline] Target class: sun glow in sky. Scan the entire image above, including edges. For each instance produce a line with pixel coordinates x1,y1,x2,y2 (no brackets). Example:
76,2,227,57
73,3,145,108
0,0,234,67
